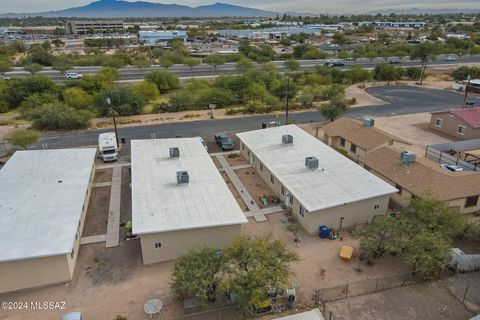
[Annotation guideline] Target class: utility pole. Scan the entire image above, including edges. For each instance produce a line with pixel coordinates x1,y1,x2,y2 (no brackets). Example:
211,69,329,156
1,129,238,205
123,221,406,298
285,76,290,125
107,97,120,148
463,38,473,108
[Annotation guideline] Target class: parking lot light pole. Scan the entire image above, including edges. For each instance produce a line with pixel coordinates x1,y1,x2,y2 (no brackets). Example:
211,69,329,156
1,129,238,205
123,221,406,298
107,97,120,148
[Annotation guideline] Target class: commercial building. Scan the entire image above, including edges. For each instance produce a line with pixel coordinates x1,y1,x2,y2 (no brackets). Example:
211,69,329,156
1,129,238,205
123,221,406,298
131,138,247,264
237,125,397,234
0,149,96,293
361,146,480,214
430,107,480,140
67,20,124,35
323,117,411,161
138,30,187,45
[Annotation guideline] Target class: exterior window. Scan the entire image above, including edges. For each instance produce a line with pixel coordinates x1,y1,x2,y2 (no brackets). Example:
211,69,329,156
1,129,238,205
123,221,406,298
281,186,285,196
241,143,244,150
247,151,250,157
388,140,393,146
270,174,274,184
299,206,305,217
350,143,357,153
458,125,465,135
260,163,263,171
374,204,380,210
290,195,294,205
465,196,479,208
340,138,345,147
435,118,443,127
154,242,162,249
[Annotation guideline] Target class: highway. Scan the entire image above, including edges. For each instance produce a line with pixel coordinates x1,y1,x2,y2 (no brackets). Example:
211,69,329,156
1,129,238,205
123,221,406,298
31,86,480,151
6,54,480,82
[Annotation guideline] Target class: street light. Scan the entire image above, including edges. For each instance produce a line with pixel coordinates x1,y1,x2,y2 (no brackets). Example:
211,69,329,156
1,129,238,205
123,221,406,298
107,97,120,148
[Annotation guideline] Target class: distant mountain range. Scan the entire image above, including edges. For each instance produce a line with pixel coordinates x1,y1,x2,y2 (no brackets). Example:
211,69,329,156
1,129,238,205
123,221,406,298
368,8,480,15
0,0,276,18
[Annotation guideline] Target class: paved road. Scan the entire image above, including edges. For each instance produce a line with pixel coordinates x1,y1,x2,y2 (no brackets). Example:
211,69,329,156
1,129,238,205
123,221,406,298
32,86,480,151
7,54,480,82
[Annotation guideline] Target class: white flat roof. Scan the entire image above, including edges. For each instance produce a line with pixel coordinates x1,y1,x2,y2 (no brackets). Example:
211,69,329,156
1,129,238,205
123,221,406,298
237,125,397,212
131,138,247,235
274,309,325,320
0,149,96,263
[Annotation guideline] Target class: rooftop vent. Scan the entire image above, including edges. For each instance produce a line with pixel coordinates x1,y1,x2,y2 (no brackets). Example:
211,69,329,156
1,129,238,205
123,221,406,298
169,147,180,158
400,151,416,165
363,118,375,127
282,134,293,145
176,171,189,184
305,156,319,170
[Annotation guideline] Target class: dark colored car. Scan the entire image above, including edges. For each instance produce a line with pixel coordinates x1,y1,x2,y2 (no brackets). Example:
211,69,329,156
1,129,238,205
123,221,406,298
214,133,234,151
324,61,345,67
389,59,400,64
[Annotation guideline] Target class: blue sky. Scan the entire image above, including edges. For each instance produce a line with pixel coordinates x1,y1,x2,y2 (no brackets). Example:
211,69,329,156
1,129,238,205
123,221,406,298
2,0,480,14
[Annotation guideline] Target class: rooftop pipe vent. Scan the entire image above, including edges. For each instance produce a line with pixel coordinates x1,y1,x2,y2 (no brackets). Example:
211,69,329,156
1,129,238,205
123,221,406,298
400,151,416,165
305,156,319,170
363,118,375,127
176,171,189,184
282,134,293,145
169,147,180,158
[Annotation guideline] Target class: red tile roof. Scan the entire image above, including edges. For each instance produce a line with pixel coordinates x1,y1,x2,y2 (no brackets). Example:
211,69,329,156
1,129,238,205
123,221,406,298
451,108,480,128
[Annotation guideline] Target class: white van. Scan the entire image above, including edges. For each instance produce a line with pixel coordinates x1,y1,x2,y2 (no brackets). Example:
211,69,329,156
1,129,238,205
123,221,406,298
65,72,82,79
98,132,119,162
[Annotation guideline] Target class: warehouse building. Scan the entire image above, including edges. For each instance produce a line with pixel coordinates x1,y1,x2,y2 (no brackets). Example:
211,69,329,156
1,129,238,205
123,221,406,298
0,149,96,293
138,30,187,45
237,125,397,234
131,138,247,264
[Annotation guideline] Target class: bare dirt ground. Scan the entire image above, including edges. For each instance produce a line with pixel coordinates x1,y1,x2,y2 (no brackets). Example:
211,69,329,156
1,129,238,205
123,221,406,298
235,168,277,209
120,167,132,237
225,153,248,167
220,171,249,212
211,155,222,168
243,212,411,305
93,168,113,183
440,272,480,313
324,281,475,320
83,186,110,237
345,84,387,107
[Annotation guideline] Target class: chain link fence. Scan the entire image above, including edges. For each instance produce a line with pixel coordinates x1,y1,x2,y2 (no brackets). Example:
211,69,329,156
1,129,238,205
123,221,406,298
314,272,424,304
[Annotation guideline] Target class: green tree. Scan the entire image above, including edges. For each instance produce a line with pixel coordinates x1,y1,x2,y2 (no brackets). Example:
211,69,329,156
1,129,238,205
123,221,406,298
133,56,151,71
373,64,401,85
52,57,73,74
8,129,40,149
23,63,43,76
30,104,92,131
235,57,255,73
63,87,94,110
184,57,201,69
365,51,377,62
284,59,300,72
159,58,174,69
223,235,298,317
206,54,225,69
337,50,350,60
410,43,438,85
320,94,350,122
405,67,423,81
52,39,65,48
171,247,226,305
0,57,13,75
132,81,160,102
98,86,146,116
145,71,180,93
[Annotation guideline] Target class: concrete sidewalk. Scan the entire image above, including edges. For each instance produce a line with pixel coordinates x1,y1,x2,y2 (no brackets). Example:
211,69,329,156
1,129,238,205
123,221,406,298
80,234,107,245
92,181,112,188
106,166,122,247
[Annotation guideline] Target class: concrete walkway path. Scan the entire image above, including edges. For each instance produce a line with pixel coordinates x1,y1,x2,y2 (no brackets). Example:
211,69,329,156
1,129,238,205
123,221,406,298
97,161,130,170
231,163,253,170
80,234,107,245
92,181,112,188
215,154,260,214
106,166,122,247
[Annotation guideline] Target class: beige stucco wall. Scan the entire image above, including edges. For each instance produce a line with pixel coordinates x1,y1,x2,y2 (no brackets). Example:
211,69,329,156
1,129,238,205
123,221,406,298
430,114,480,140
0,254,71,293
240,142,391,235
140,224,242,264
0,163,94,294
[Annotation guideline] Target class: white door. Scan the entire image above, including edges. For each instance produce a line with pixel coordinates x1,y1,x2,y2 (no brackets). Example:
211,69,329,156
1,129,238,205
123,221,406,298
285,191,290,208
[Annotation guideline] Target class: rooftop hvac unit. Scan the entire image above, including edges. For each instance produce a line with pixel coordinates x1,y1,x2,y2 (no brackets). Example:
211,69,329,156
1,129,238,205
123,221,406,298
363,118,375,127
282,134,294,145
305,156,319,170
176,171,189,184
400,151,416,165
169,147,180,158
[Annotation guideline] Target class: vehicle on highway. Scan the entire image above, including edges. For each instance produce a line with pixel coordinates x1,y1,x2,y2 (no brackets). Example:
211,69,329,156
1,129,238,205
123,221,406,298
65,72,82,80
0,75,10,80
445,56,456,62
98,132,118,162
388,59,401,64
324,60,345,67
214,133,234,151
441,164,463,172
